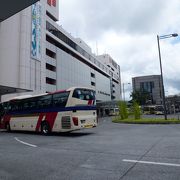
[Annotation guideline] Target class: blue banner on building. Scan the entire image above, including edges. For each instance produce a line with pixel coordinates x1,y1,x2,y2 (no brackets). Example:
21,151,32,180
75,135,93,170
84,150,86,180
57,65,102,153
31,2,41,60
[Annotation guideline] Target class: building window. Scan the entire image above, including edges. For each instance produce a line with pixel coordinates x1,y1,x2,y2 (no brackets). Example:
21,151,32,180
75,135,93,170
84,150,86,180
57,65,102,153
112,96,116,99
46,21,113,76
46,11,57,21
140,81,154,93
46,77,56,85
91,73,95,78
91,82,95,86
46,63,56,72
46,49,56,59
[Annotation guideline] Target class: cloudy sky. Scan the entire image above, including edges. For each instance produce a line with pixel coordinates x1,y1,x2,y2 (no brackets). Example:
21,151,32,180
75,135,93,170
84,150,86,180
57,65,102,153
59,0,180,99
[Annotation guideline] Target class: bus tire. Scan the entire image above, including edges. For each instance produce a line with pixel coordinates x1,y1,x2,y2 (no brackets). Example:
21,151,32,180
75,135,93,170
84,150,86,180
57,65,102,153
6,123,11,132
41,122,50,135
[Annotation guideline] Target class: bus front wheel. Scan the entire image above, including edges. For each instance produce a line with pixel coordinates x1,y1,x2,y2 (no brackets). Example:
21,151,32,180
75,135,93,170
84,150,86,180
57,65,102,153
41,122,50,135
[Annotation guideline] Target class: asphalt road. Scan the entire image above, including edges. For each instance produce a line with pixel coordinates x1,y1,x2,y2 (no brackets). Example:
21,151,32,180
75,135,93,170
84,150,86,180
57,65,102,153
1,117,180,180
142,113,180,119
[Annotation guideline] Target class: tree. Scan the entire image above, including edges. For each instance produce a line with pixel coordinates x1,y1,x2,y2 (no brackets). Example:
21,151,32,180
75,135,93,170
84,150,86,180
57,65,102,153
130,90,151,105
132,101,141,119
118,101,128,120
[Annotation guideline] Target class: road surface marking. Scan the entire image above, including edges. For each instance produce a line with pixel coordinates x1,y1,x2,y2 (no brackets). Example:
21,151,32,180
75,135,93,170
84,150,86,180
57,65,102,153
14,137,37,148
123,159,180,167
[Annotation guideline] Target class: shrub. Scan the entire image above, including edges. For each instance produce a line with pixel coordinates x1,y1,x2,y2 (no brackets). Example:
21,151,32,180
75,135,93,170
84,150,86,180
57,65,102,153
132,101,141,119
118,101,128,120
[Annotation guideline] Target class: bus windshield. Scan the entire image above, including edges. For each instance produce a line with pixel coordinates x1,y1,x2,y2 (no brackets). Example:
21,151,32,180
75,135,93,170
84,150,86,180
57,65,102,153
72,88,95,101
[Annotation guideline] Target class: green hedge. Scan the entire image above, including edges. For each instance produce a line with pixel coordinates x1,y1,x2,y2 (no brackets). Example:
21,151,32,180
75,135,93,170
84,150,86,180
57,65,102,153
112,118,180,124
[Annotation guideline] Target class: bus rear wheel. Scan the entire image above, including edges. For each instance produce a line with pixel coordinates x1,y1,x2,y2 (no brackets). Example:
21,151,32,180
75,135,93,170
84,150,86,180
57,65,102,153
41,122,50,135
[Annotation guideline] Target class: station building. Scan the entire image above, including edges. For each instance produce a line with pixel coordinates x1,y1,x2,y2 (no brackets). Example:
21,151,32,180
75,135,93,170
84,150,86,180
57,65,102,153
0,0,121,102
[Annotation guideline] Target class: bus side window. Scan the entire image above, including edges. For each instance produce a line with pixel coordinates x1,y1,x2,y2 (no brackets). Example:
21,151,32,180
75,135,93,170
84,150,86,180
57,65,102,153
45,98,52,107
9,102,16,112
79,95,84,100
85,95,90,100
72,89,81,99
0,104,3,111
4,102,10,113
37,100,43,109
53,92,69,107
37,100,46,109
23,102,29,110
37,95,52,109
0,104,4,117
72,90,78,98
41,100,49,108
53,97,65,107
18,102,23,111
29,101,36,109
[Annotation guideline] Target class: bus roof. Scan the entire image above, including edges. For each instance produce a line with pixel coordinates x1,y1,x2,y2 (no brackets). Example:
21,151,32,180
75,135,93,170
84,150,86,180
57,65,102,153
9,93,48,101
48,90,67,95
66,87,95,91
4,87,95,102
10,95,33,100
49,87,95,95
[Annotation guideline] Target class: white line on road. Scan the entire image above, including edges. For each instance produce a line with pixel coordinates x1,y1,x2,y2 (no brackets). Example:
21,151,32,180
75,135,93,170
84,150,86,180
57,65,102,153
14,137,37,148
123,159,180,167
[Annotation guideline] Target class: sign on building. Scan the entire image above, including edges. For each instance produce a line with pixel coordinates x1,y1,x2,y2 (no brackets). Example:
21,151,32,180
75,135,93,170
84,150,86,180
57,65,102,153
47,0,56,7
31,2,42,61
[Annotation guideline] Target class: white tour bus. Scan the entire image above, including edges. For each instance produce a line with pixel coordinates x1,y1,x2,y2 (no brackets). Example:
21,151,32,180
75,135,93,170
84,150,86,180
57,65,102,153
0,87,97,134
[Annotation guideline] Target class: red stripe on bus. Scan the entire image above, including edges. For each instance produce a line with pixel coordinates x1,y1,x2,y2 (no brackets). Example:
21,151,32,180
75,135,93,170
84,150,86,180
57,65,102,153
36,113,45,132
88,100,93,105
0,115,11,129
45,112,58,130
4,115,11,123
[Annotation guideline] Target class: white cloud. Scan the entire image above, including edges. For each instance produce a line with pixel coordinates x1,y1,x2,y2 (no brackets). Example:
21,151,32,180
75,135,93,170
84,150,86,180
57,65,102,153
59,0,180,96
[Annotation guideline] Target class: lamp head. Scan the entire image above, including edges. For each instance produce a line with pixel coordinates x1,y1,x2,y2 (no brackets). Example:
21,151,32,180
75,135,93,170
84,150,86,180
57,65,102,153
172,33,178,37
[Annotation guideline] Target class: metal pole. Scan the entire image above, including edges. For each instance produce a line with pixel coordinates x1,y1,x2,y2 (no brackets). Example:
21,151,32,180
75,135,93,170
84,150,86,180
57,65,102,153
157,35,167,120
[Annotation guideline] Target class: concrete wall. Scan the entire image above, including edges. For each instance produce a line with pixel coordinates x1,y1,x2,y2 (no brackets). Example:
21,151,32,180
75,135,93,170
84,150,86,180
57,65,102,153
0,0,47,101
56,48,111,101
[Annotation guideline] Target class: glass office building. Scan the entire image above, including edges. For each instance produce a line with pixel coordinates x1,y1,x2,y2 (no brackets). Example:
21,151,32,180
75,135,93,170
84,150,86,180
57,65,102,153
132,75,163,105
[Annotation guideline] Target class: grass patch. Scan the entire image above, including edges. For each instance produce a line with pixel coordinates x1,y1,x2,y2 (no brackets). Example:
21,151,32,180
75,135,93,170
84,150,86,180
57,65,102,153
112,117,180,124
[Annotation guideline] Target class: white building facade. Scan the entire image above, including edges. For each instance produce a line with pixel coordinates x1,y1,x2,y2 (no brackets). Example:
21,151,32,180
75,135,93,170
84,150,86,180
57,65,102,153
0,0,121,102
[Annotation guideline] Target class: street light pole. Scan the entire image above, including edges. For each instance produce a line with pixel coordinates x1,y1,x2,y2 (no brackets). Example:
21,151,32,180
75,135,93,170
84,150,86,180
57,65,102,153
157,33,178,120
123,83,125,102
157,35,167,120
122,83,130,102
